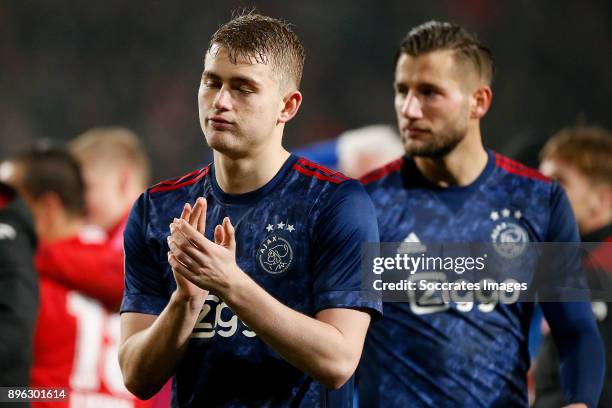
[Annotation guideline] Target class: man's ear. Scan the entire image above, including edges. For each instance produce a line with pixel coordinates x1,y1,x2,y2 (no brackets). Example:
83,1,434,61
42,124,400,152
278,90,302,124
41,192,63,215
118,166,132,195
30,192,62,237
471,85,493,119
590,184,612,215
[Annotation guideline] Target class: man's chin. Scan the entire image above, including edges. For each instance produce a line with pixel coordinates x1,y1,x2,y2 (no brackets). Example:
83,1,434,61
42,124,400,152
404,142,457,158
403,131,465,158
205,130,234,147
206,136,249,159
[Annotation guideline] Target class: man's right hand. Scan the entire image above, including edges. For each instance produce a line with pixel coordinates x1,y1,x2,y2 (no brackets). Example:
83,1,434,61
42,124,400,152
121,198,216,400
169,197,208,302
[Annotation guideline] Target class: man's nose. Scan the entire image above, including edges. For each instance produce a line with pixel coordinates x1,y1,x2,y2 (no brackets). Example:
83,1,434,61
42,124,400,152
401,92,423,119
213,87,232,110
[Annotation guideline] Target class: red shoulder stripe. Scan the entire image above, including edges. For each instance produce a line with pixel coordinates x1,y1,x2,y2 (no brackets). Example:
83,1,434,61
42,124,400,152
292,164,344,184
494,153,551,183
296,158,350,181
360,157,404,184
151,167,208,189
150,166,210,193
154,168,203,187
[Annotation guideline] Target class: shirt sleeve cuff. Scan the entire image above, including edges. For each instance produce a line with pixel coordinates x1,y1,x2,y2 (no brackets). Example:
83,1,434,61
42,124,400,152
313,290,383,320
120,293,169,315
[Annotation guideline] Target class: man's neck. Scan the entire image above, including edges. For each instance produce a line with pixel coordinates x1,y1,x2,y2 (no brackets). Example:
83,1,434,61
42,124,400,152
42,215,84,243
414,132,488,188
213,145,290,194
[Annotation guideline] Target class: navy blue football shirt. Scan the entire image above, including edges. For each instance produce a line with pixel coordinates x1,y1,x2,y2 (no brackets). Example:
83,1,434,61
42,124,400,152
120,154,381,408
359,150,580,407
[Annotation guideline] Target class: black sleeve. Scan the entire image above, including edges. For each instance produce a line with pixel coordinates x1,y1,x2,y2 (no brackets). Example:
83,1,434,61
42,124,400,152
0,196,39,388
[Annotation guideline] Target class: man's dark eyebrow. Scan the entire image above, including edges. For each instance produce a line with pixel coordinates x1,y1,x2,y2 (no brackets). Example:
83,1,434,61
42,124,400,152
394,80,444,91
417,81,444,91
202,71,220,81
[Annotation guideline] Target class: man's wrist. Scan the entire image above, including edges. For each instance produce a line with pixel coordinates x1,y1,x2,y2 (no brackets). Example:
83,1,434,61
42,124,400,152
218,265,250,306
170,290,206,310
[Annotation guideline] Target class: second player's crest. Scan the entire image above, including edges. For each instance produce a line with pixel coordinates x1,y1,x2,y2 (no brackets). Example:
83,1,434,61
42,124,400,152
490,209,529,258
257,221,295,275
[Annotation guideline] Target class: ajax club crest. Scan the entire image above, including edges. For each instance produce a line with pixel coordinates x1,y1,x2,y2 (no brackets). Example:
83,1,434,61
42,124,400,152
258,221,295,275
490,208,529,258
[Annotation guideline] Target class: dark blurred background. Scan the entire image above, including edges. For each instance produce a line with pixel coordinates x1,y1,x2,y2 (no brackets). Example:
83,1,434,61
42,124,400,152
1,0,610,180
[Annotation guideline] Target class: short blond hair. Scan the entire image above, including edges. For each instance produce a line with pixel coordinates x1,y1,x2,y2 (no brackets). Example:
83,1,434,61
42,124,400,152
70,127,150,187
209,10,305,90
540,126,612,185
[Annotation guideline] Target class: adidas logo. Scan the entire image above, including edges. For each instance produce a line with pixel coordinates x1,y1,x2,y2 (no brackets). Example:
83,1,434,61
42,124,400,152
398,232,427,254
403,232,421,243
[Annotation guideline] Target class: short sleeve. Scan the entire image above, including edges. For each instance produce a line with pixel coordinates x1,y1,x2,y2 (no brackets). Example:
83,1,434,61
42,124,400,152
537,182,586,301
546,182,580,243
311,180,382,318
120,192,169,315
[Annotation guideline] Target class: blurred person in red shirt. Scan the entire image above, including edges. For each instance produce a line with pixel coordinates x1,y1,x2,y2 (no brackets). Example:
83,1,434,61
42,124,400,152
16,146,149,408
69,127,150,252
536,126,612,408
70,128,171,407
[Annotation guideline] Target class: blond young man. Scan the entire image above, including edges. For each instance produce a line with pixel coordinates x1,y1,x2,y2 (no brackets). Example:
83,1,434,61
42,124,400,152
119,12,380,407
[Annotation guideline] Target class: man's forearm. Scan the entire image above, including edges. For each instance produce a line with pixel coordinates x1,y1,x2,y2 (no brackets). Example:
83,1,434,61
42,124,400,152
222,272,368,389
119,292,203,399
542,301,604,407
167,214,370,389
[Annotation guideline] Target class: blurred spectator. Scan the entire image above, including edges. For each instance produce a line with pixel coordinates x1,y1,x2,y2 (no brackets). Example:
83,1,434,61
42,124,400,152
69,127,150,251
293,124,404,178
16,147,146,407
539,126,612,237
0,181,38,407
336,124,404,178
70,128,170,407
535,126,612,408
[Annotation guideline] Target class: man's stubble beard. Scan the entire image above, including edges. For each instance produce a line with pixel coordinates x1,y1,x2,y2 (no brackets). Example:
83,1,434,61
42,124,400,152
401,110,470,159
402,128,465,158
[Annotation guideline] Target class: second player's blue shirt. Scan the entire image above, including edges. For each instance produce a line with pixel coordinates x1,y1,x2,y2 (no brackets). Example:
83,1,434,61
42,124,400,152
121,154,381,407
359,150,579,407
